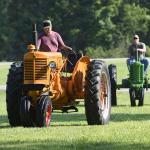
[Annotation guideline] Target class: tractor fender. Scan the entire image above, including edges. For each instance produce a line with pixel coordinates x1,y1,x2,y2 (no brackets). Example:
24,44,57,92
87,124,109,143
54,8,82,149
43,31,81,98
71,56,90,98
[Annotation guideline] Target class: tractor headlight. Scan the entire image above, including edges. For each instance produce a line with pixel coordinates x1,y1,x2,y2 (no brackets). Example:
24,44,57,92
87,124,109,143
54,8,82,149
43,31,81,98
49,61,56,69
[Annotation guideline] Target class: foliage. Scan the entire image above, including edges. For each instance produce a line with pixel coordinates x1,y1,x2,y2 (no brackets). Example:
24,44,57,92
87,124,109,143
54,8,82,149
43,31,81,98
0,0,150,60
86,47,128,58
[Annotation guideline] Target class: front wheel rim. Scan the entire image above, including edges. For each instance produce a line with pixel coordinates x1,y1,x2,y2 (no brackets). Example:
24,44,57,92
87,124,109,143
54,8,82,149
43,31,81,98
45,104,52,127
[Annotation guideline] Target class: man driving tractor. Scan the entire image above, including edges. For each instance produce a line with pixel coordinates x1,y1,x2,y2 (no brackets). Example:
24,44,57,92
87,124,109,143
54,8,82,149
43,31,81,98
37,20,72,52
127,34,149,72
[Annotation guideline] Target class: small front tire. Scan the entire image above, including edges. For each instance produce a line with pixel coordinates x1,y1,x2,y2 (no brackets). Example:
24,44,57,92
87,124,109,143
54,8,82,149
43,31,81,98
36,96,52,127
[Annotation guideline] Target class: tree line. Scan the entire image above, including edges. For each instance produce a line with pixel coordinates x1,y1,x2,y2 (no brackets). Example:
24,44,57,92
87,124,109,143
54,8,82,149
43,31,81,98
0,0,150,60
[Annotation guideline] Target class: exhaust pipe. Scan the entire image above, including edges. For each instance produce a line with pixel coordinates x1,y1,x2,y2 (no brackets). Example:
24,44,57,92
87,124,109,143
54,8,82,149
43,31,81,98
32,23,38,50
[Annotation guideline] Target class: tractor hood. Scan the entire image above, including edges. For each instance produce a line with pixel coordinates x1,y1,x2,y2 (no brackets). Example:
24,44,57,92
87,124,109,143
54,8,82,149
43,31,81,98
24,51,63,85
24,51,62,59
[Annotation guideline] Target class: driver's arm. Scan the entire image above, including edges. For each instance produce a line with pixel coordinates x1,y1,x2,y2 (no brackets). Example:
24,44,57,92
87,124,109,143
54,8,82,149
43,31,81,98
137,43,146,52
57,33,72,51
61,45,72,51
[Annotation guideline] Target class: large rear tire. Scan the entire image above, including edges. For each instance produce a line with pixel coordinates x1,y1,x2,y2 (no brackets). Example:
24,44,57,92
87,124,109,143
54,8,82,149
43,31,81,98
36,96,52,127
108,64,117,106
6,62,23,126
84,60,111,125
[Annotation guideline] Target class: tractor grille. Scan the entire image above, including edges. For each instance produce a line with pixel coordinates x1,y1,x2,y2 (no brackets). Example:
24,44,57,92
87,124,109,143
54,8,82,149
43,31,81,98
24,58,47,80
130,63,144,84
24,60,33,80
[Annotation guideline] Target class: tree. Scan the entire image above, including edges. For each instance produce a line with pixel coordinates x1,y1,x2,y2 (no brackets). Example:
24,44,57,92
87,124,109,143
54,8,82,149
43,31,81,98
0,0,150,60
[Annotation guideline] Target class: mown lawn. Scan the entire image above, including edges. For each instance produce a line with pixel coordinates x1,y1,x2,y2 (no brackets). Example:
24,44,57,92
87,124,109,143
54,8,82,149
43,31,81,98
0,63,11,85
1,91,150,150
1,59,150,150
105,58,131,84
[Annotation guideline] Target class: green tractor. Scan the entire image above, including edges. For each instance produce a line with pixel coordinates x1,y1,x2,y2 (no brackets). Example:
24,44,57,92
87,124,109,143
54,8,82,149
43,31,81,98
109,48,149,107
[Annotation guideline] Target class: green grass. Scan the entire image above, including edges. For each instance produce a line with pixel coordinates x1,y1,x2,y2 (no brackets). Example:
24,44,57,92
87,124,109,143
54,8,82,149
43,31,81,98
1,60,150,150
105,58,129,84
1,91,150,149
0,63,11,85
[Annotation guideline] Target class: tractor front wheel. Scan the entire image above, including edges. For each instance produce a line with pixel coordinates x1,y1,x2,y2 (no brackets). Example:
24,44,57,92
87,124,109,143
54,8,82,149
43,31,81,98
20,96,34,127
85,60,111,125
36,96,52,127
129,88,136,106
138,88,144,106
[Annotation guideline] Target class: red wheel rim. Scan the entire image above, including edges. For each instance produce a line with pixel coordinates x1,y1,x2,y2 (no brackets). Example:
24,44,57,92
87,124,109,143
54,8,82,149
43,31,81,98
45,104,52,127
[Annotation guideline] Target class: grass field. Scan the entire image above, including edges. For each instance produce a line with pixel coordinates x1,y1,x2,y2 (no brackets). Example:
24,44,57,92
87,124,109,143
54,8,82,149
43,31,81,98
1,60,150,150
0,63,10,85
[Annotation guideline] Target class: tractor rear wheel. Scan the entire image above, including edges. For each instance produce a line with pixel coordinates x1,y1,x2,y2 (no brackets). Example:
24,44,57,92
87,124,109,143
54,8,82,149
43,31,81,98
85,60,111,125
36,96,52,127
138,88,144,106
6,62,23,126
20,96,34,127
129,88,136,106
108,64,117,106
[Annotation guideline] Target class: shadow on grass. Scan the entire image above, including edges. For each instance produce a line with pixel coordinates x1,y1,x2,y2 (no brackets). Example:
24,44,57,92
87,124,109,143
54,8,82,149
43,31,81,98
111,113,150,122
51,113,86,123
0,115,10,128
0,113,87,128
50,124,87,127
0,139,149,150
115,104,150,107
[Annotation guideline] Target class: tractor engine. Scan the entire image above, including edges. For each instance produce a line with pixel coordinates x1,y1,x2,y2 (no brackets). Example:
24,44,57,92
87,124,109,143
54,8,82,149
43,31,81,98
129,61,144,88
23,45,64,105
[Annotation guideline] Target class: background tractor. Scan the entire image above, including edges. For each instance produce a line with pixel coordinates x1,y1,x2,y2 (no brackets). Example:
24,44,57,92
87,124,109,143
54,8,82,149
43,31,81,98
109,48,149,107
6,24,111,127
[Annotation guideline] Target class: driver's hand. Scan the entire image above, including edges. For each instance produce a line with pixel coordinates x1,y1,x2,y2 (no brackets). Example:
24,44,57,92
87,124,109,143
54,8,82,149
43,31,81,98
68,48,76,54
137,48,143,52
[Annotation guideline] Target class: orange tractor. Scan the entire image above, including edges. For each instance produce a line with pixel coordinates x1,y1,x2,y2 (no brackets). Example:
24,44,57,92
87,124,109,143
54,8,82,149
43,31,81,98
6,24,111,127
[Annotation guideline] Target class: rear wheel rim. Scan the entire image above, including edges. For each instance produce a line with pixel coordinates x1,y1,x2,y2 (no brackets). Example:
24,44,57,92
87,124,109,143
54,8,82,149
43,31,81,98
45,104,52,127
99,72,109,118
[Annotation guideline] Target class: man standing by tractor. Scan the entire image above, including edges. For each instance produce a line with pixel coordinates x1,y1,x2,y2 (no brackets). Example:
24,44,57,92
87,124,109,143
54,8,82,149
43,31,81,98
127,34,149,72
37,20,72,52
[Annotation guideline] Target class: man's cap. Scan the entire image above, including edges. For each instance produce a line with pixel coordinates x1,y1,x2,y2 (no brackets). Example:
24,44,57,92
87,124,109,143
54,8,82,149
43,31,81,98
43,20,52,28
133,34,139,39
